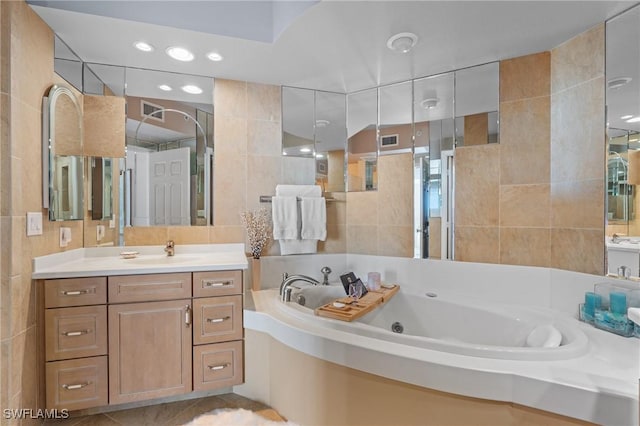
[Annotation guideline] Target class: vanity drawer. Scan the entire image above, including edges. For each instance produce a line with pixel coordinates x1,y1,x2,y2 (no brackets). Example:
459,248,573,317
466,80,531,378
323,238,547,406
46,356,108,411
193,341,243,391
44,277,107,308
193,295,243,345
45,306,107,361
193,270,242,297
108,272,192,303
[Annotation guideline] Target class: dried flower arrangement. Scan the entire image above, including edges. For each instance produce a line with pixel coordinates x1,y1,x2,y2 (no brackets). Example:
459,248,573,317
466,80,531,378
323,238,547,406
240,208,271,259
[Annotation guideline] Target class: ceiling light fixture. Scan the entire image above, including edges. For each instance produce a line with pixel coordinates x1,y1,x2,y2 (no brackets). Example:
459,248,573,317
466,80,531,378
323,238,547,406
182,85,203,94
133,41,154,52
299,147,312,153
387,32,418,53
420,98,439,109
166,46,194,62
315,119,330,127
626,116,640,123
158,84,172,91
607,77,632,89
207,52,223,62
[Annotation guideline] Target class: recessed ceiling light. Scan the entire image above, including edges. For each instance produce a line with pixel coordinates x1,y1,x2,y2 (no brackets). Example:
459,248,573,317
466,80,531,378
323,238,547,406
158,84,172,91
626,116,640,123
283,151,288,156
300,147,312,153
207,52,223,62
621,115,634,120
182,85,203,94
420,98,439,109
387,32,418,53
315,119,330,128
608,77,632,89
166,46,194,62
133,41,154,52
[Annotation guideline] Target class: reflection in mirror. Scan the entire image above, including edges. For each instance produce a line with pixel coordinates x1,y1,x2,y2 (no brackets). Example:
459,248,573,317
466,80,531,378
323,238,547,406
347,88,377,191
379,81,413,156
282,87,315,158
43,85,84,221
454,62,499,146
54,36,82,91
90,157,114,220
606,4,640,240
413,73,455,259
314,91,346,192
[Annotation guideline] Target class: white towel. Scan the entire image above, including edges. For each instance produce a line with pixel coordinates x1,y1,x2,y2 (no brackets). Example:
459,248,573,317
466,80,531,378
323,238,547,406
276,185,321,198
301,197,326,241
272,196,298,240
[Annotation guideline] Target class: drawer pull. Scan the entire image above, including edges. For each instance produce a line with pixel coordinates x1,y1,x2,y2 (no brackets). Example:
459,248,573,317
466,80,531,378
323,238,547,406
185,305,191,327
203,280,232,288
206,316,231,324
207,363,230,371
61,289,92,296
62,382,91,390
62,329,91,337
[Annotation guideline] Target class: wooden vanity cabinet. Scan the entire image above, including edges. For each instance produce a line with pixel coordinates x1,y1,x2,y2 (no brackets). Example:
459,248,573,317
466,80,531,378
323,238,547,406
41,269,244,411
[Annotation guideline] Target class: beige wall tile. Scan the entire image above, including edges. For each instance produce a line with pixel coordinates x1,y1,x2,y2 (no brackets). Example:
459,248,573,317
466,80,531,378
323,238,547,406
318,224,346,254
247,83,281,122
326,193,346,226
551,179,604,229
500,52,550,102
214,79,247,118
455,145,500,226
346,191,378,226
377,153,413,227
463,113,488,146
213,154,247,226
167,226,210,245
209,225,245,245
499,96,550,185
428,217,442,259
550,77,605,183
551,24,604,93
500,184,550,227
248,119,282,157
19,326,36,410
551,228,604,275
9,329,25,398
0,339,8,411
123,226,169,246
214,116,248,157
346,225,378,255
83,95,125,158
8,155,21,216
500,227,550,267
246,155,282,211
378,226,413,257
9,276,34,337
454,226,500,264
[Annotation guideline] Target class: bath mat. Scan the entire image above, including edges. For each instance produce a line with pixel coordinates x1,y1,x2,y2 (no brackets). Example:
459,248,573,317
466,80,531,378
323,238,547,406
182,408,299,426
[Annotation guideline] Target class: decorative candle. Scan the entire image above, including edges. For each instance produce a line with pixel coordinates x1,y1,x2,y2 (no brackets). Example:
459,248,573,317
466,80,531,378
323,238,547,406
584,292,602,317
609,292,627,315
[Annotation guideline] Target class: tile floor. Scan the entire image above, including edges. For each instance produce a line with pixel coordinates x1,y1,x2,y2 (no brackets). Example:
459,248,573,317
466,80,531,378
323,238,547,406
43,393,272,426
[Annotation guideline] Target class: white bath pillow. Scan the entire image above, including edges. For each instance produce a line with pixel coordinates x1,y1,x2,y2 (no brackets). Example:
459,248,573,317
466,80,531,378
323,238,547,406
525,324,562,348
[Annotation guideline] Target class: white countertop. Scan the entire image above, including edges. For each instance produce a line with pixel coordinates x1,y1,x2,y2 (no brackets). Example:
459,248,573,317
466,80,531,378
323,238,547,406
32,244,248,279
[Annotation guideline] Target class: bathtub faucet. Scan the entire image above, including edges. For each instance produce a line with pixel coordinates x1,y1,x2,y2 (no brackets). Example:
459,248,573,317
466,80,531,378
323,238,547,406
279,273,320,302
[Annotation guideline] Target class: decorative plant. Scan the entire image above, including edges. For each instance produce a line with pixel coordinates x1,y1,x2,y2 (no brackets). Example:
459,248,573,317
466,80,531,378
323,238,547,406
240,208,271,259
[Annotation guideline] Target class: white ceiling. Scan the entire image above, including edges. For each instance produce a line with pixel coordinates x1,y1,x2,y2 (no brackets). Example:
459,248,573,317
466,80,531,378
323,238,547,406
29,1,636,94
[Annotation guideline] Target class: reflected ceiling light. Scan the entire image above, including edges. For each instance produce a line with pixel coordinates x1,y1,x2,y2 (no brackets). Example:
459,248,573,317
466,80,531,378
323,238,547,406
607,77,632,89
315,119,330,127
207,52,223,62
316,154,324,159
621,115,634,120
158,84,172,91
133,41,154,52
630,138,640,143
299,147,312,153
626,116,640,123
283,151,288,156
387,32,418,53
166,46,194,62
181,85,203,94
420,98,439,109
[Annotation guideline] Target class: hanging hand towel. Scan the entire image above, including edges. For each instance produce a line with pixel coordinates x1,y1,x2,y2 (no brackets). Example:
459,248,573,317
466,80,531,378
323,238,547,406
272,196,298,240
300,197,327,241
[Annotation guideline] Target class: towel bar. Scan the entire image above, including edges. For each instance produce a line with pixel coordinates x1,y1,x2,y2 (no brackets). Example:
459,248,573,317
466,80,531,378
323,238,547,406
259,195,336,203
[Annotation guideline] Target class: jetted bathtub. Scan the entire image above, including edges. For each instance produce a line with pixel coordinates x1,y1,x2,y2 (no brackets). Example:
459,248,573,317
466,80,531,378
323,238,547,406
279,285,589,361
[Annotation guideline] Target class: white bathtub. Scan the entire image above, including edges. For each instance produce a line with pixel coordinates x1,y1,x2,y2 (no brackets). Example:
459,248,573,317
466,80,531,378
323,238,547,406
282,285,588,361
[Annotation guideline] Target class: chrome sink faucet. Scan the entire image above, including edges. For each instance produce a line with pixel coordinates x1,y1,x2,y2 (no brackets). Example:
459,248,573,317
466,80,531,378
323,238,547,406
164,240,175,256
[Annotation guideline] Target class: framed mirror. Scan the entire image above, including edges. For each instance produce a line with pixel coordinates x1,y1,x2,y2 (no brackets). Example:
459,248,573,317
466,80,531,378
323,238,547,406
413,72,455,259
347,88,378,191
43,84,84,221
455,62,499,146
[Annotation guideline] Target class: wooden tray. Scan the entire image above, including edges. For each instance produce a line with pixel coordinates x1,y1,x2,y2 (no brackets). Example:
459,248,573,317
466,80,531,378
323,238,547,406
314,284,399,322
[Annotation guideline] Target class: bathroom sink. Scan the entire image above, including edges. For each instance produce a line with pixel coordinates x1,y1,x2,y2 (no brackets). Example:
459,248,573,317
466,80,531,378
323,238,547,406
122,254,209,265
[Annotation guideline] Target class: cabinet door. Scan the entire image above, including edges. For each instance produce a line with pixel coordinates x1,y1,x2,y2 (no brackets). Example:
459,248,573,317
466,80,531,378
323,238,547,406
109,300,192,404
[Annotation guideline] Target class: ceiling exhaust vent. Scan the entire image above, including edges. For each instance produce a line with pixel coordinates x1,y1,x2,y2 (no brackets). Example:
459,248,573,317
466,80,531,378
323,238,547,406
141,100,164,122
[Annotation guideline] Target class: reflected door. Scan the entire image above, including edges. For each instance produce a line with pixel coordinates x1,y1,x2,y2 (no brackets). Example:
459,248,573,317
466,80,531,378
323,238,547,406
149,148,190,225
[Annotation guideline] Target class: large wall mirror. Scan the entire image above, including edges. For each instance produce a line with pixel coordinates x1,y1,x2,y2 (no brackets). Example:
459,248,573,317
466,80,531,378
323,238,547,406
606,4,640,240
347,88,378,191
43,84,84,221
379,81,413,156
